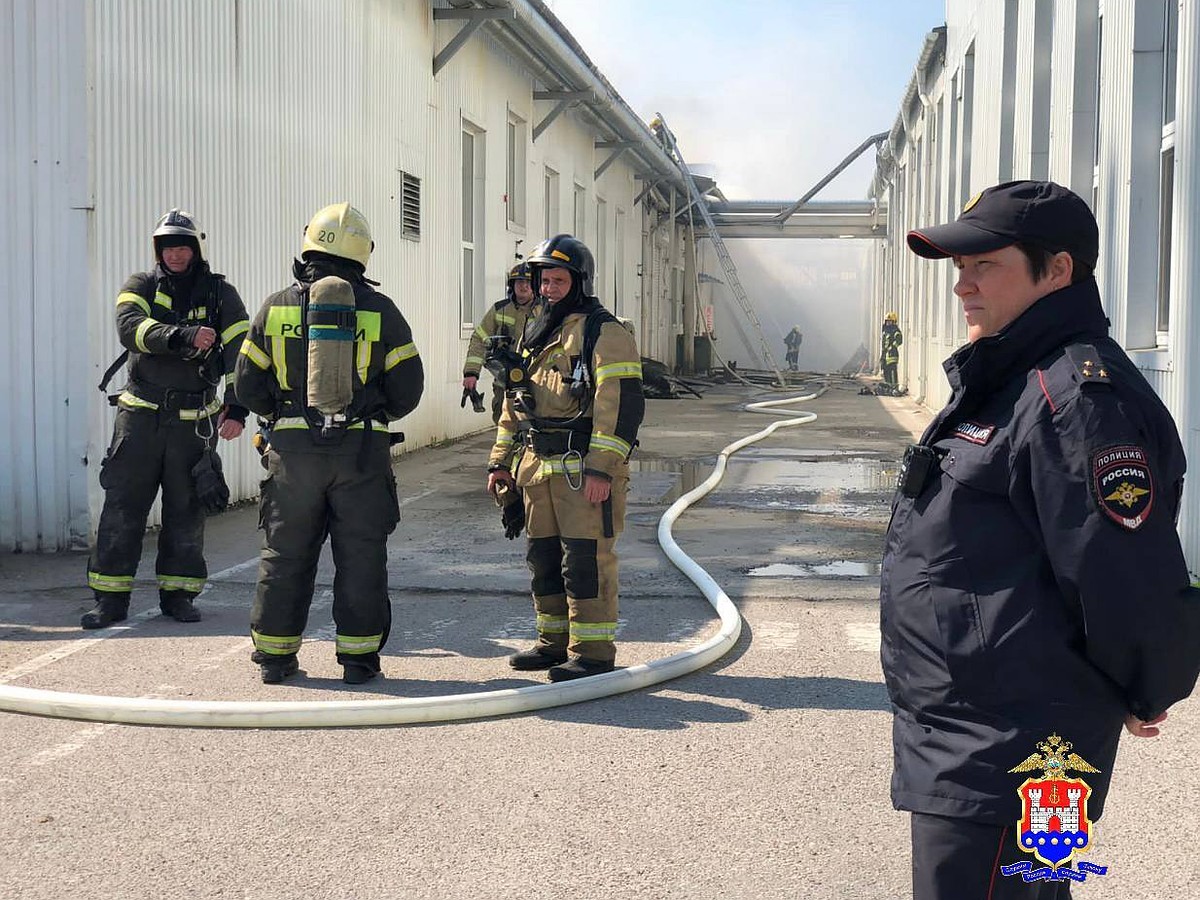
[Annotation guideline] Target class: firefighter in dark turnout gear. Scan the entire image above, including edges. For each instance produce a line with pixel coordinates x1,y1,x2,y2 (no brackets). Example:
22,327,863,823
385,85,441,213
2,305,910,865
880,312,902,387
463,261,543,423
487,234,644,681
84,209,250,629
234,203,424,685
885,182,1200,900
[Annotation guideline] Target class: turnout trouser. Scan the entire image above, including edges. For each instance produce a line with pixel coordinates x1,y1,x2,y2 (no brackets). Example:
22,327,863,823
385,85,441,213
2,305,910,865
251,443,400,670
88,407,211,602
882,361,898,386
911,813,1074,900
523,472,627,663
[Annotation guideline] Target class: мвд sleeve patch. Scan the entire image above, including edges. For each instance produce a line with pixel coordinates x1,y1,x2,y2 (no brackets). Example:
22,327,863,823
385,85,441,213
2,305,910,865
1091,445,1154,530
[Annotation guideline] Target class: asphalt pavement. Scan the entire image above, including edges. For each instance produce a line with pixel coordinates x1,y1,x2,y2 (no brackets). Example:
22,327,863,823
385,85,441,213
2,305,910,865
0,376,1194,899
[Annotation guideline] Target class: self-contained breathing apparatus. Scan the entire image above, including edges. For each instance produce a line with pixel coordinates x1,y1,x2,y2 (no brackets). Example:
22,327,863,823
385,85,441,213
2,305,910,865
483,334,535,414
305,275,358,440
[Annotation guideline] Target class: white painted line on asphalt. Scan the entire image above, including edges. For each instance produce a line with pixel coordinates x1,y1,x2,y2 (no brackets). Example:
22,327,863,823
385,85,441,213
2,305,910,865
0,610,161,685
754,620,803,649
845,621,880,652
27,685,177,766
399,487,438,508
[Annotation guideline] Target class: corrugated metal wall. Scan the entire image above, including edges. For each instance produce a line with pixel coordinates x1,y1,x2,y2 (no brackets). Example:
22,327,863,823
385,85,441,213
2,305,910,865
1,0,92,551
1,0,661,551
872,0,1200,575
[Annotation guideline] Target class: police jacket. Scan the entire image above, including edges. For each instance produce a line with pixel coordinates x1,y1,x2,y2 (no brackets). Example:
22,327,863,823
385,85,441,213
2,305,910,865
880,278,1200,824
234,258,424,454
488,298,643,486
115,263,249,420
463,295,544,378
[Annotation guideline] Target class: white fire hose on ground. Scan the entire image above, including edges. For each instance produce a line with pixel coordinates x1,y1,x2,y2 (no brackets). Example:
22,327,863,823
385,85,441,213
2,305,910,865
0,389,821,728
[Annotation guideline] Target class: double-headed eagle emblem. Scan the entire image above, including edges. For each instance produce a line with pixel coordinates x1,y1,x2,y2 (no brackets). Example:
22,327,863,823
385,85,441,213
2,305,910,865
1008,733,1100,779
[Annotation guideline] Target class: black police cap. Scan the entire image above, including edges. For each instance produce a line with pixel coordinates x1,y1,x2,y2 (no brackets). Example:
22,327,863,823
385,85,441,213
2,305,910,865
907,180,1099,268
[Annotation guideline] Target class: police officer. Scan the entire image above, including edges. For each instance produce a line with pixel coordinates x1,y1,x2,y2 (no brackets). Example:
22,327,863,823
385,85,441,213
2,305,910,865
84,209,249,629
880,311,902,388
486,234,644,681
234,203,424,684
884,181,1200,899
462,261,543,423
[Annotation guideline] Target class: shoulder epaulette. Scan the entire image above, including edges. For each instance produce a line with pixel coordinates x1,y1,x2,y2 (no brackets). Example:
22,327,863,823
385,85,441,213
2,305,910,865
1036,342,1112,412
1063,343,1112,386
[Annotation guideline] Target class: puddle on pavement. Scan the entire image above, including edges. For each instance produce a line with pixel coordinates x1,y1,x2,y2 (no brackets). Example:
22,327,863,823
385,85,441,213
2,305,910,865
629,449,900,514
748,560,881,578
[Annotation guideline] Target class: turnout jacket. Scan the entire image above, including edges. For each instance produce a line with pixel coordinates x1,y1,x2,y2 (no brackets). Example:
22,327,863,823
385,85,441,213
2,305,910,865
488,299,644,486
881,322,903,364
880,278,1200,824
462,295,544,377
234,259,424,453
114,263,249,419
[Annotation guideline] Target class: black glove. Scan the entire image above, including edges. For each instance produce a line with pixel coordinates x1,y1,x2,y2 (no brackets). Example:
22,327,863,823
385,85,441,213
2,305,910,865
493,482,525,540
191,448,230,514
461,386,486,413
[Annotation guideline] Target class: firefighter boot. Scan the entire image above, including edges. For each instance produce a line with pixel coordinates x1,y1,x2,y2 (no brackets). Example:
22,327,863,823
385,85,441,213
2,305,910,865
81,594,129,630
342,663,380,685
509,645,568,671
548,656,615,682
160,590,202,623
260,655,299,684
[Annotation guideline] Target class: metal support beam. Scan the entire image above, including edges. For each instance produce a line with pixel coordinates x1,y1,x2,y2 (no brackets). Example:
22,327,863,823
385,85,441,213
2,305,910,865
772,131,890,222
432,8,515,76
595,140,637,150
533,98,572,141
594,146,629,180
633,178,661,206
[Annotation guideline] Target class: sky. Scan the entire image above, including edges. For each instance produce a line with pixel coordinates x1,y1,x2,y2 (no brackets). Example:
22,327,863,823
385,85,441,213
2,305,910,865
542,0,946,370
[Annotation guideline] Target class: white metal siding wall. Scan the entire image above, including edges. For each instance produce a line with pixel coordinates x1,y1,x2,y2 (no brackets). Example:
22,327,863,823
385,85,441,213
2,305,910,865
875,0,1200,574
0,0,662,551
1,0,92,551
1165,0,1199,575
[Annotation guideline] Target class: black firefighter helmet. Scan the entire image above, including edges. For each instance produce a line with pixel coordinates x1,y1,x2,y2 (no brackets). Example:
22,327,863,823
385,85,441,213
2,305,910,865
525,234,595,297
505,260,531,298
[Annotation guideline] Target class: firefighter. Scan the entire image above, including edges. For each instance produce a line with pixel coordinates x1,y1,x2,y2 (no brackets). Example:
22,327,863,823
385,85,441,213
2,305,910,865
486,234,644,681
234,203,424,685
881,311,902,388
84,209,249,629
462,261,543,423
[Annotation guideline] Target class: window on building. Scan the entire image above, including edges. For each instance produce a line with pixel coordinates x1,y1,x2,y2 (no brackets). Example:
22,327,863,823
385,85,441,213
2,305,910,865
614,207,626,315
1157,0,1178,336
1093,14,1104,210
400,172,420,241
960,43,975,211
544,166,559,236
573,183,586,239
595,197,607,300
999,0,1019,181
506,112,527,229
461,123,485,326
1030,0,1055,180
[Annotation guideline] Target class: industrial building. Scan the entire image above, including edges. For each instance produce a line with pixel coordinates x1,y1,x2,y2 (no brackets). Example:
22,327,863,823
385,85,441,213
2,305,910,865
1,0,702,550
872,0,1200,574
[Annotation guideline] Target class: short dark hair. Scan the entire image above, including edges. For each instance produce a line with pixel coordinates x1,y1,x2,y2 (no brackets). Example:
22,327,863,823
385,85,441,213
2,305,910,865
1015,242,1094,284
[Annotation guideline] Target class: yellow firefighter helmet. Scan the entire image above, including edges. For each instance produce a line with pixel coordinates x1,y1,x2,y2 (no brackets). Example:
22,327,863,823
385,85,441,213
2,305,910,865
885,311,898,323
302,202,373,268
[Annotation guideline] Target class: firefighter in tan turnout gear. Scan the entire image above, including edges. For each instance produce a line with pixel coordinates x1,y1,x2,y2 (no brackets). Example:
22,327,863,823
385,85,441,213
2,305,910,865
233,203,424,685
84,209,249,629
462,261,543,423
486,234,644,681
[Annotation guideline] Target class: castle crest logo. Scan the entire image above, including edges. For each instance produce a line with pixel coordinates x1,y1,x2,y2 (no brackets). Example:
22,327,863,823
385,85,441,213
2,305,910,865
1002,734,1109,884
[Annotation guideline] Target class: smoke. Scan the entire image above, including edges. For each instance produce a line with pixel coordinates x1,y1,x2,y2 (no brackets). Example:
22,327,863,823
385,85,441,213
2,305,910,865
699,239,872,374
